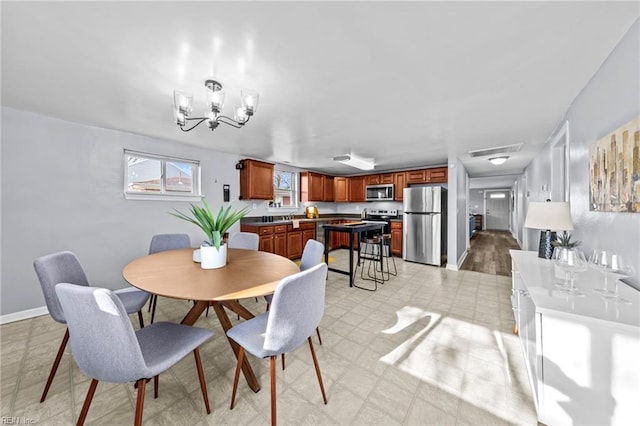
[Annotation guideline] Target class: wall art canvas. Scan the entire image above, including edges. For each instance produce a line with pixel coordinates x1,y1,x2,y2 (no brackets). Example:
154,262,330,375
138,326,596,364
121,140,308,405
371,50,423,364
589,116,640,212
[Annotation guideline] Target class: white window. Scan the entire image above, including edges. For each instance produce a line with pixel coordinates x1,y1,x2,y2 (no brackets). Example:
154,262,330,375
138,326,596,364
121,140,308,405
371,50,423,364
272,169,298,209
124,150,201,200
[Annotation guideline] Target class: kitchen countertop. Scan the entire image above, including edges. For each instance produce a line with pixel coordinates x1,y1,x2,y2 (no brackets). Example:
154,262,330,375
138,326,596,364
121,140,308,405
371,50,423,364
241,215,362,226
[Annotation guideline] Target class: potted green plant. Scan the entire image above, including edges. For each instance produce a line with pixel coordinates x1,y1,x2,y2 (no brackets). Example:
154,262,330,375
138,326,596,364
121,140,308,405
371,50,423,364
552,231,581,248
171,197,249,269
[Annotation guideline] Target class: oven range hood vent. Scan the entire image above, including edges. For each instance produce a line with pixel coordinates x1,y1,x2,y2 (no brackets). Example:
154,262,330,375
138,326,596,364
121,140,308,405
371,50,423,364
468,143,523,158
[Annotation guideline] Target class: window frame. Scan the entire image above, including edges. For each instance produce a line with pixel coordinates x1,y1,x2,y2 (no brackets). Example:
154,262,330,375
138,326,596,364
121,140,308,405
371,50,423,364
123,150,202,201
269,167,299,211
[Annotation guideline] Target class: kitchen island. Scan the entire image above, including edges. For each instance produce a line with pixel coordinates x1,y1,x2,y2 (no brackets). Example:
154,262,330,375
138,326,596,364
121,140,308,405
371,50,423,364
323,222,386,287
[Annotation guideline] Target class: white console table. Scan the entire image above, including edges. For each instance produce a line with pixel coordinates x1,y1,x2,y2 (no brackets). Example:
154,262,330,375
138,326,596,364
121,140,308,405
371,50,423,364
510,250,640,425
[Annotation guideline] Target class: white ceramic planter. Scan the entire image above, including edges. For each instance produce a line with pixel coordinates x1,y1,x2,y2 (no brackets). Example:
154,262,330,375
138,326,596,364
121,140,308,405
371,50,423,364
200,244,227,269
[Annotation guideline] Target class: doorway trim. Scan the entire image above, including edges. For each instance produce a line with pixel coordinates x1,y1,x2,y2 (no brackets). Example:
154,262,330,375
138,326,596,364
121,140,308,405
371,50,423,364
550,120,570,202
484,189,511,230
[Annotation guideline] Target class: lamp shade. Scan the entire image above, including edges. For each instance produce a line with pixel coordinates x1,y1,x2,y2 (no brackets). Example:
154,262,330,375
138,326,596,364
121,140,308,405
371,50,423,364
524,202,573,231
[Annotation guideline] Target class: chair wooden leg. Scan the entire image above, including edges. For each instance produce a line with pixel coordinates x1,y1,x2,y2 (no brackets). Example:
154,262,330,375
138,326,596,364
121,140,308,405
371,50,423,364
150,295,158,324
270,356,277,426
308,337,327,404
281,353,285,370
77,378,98,426
230,347,244,409
41,328,69,403
137,311,145,329
193,348,211,414
153,375,158,399
134,378,146,426
316,327,323,345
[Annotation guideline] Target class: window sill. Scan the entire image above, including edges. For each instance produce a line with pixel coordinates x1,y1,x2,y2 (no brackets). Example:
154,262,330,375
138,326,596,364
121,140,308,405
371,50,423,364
266,207,299,213
124,193,203,202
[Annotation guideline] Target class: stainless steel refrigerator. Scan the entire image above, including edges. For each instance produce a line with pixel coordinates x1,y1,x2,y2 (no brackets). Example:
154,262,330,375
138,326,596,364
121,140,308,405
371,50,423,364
403,186,447,265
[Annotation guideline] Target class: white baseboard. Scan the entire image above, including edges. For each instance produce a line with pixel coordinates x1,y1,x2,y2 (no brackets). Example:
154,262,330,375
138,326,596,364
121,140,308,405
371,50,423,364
0,306,48,325
446,249,468,271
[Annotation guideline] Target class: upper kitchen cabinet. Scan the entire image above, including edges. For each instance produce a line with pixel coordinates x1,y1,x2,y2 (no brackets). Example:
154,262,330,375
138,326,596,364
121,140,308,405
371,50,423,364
406,169,427,184
426,167,448,183
349,176,365,202
364,173,393,185
365,175,380,185
405,166,448,185
379,173,394,184
300,171,325,202
323,175,334,201
334,177,349,202
394,172,406,201
239,159,274,200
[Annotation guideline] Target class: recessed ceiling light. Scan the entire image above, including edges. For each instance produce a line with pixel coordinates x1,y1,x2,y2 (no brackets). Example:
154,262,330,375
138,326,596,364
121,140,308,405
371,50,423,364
489,156,509,165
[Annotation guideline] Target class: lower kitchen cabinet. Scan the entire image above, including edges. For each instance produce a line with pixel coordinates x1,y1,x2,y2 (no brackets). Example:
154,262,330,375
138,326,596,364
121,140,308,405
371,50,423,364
510,250,639,425
259,235,273,252
390,221,402,256
287,230,303,259
274,233,286,257
302,228,315,249
241,221,315,260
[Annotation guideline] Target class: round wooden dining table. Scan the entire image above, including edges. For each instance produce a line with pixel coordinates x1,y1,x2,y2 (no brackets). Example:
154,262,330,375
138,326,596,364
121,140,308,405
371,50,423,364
123,248,300,393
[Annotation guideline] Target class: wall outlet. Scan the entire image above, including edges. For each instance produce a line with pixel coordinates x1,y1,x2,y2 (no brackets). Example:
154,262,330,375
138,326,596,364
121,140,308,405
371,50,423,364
252,203,257,210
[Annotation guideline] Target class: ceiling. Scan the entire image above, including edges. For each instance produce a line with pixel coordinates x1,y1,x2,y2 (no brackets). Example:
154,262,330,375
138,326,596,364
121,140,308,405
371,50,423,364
2,2,638,183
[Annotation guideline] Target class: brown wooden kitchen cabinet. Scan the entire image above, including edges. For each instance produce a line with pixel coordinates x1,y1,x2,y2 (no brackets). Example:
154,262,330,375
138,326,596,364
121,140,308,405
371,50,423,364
379,173,394,184
241,222,315,260
404,166,448,185
349,176,365,202
287,229,303,259
426,167,448,183
390,221,402,257
406,169,427,184
242,224,274,252
327,219,359,250
300,222,316,249
365,175,380,185
273,225,288,257
300,171,324,202
334,177,349,202
239,159,274,200
323,175,334,201
394,172,406,201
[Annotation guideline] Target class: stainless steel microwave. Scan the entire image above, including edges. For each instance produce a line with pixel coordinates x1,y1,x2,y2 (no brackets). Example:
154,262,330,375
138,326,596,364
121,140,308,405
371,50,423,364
365,184,394,201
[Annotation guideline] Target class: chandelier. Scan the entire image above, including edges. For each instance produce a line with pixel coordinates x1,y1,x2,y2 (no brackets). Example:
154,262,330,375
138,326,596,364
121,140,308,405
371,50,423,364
173,79,259,131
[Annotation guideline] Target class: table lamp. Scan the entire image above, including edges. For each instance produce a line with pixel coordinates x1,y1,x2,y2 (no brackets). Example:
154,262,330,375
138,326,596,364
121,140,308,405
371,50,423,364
524,201,574,259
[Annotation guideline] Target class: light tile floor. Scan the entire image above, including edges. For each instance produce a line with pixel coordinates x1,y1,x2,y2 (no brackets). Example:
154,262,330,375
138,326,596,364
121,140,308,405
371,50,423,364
0,250,538,425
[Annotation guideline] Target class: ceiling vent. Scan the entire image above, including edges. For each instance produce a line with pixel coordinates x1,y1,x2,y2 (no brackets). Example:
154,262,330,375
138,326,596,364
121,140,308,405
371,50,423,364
468,143,523,158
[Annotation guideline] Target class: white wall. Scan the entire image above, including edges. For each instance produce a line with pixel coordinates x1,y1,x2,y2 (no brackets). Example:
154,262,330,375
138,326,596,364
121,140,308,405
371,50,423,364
1,107,259,316
520,20,640,282
0,107,414,317
446,159,469,270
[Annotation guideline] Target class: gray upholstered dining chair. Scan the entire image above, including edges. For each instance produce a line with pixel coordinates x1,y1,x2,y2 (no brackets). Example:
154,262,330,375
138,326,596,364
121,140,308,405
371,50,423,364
148,233,191,323
228,231,260,250
265,239,325,357
33,251,149,403
217,231,260,317
55,283,213,426
227,263,329,426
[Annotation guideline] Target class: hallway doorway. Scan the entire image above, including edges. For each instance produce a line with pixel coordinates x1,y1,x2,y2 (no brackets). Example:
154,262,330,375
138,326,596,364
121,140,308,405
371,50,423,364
485,190,510,230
